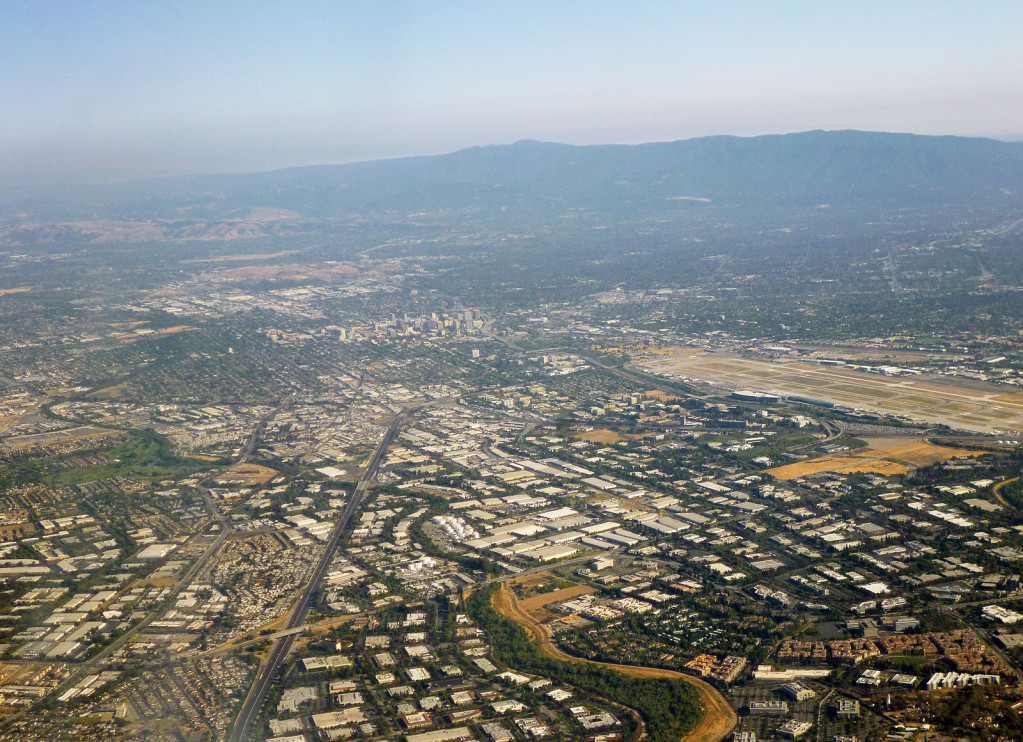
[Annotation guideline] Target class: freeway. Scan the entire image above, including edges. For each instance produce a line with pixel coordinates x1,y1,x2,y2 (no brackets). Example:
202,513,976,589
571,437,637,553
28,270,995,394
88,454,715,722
192,608,383,658
228,409,409,742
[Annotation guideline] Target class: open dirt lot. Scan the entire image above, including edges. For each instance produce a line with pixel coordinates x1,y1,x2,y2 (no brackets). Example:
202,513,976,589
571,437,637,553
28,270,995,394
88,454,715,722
882,440,981,466
508,574,592,624
89,384,130,399
571,428,623,444
767,441,979,480
517,584,594,613
768,456,908,479
214,463,278,486
508,572,565,596
638,351,1023,434
492,584,737,742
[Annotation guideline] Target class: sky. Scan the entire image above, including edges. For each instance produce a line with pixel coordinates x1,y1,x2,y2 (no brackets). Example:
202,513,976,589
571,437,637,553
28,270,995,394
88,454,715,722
2,1,1022,185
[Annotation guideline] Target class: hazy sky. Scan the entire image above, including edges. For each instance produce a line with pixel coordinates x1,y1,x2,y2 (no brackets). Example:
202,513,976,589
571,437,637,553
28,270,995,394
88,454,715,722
3,1,1022,184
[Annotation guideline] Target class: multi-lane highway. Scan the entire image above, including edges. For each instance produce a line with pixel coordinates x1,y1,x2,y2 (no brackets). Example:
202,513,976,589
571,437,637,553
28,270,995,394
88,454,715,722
228,410,409,742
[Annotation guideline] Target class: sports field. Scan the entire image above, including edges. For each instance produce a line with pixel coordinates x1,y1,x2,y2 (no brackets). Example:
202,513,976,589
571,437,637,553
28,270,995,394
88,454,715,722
637,351,1023,434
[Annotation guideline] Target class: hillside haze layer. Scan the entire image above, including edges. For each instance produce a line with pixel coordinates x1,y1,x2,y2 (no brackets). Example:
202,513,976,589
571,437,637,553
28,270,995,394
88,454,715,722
3,130,1023,234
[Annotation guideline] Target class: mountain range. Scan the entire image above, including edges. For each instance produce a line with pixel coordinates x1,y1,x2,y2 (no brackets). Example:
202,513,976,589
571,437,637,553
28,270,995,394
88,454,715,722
3,130,1023,242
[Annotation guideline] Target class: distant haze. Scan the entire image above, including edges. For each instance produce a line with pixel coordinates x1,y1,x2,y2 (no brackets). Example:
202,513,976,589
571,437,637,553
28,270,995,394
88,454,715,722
3,1,1022,186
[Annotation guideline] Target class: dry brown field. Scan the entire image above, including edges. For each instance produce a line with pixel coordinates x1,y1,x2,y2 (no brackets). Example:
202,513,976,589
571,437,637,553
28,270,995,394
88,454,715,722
768,457,909,479
517,584,594,613
214,463,278,486
767,441,979,480
882,441,981,466
572,428,622,444
88,384,130,398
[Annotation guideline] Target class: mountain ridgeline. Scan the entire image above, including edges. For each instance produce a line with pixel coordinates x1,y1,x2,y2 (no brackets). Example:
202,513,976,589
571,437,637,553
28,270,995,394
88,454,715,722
5,130,1023,224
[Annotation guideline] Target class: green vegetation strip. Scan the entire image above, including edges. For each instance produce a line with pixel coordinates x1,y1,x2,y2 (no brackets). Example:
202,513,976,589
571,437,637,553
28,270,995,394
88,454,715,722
466,585,702,742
